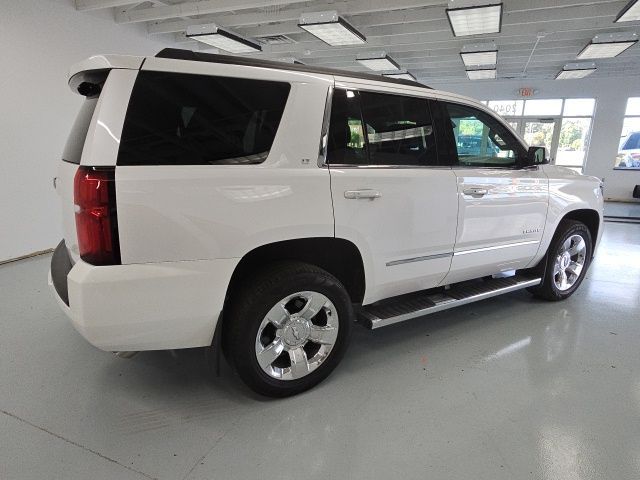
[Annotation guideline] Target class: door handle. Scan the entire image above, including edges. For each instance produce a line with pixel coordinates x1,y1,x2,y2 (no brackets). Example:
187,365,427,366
463,187,488,197
344,189,382,200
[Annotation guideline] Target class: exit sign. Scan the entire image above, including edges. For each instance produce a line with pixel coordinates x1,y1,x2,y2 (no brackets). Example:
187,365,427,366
516,87,537,97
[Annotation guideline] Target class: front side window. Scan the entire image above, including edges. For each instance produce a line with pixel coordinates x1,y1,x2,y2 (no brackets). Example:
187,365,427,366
445,103,524,168
118,71,290,166
326,89,438,166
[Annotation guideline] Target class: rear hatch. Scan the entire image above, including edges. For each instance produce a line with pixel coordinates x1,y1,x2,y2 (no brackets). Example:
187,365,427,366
56,56,143,264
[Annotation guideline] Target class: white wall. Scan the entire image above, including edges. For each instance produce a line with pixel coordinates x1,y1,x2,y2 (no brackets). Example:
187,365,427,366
0,0,171,262
429,76,640,203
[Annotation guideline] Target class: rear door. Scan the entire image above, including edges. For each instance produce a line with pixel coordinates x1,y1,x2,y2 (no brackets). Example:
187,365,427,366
327,87,458,304
439,101,549,285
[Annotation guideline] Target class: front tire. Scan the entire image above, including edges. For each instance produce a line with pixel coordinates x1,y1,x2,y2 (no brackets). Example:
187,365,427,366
223,261,353,397
529,219,592,301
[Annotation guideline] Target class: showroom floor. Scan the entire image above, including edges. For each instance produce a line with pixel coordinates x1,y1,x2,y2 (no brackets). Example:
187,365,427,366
1,223,639,480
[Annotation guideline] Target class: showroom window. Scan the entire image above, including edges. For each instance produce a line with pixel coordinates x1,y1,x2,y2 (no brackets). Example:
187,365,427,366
486,98,596,172
615,97,640,170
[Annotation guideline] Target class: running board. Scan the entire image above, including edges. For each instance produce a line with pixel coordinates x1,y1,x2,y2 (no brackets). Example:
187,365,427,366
360,275,542,329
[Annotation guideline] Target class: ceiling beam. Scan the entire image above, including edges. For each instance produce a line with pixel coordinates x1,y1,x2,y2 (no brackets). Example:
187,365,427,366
75,0,137,10
117,0,312,23
131,0,447,25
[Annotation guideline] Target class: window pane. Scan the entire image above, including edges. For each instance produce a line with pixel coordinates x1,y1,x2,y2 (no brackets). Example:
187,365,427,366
445,103,523,168
487,100,524,117
523,120,556,153
556,118,592,167
615,117,640,169
63,97,98,165
563,98,595,117
327,90,367,165
626,97,640,116
523,99,563,116
360,92,437,166
118,71,290,166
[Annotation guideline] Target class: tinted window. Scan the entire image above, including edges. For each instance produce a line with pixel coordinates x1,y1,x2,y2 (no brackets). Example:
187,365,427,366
118,71,290,166
445,103,524,168
62,97,98,165
360,92,437,166
326,89,367,165
623,133,640,150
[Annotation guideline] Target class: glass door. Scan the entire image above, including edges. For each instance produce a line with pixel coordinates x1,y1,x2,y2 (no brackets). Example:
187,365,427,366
522,118,560,156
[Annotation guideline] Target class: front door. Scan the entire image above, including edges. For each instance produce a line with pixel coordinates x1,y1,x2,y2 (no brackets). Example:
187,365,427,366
440,102,549,285
326,87,458,304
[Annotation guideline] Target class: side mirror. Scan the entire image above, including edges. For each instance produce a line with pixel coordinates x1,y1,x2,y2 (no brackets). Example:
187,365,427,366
527,146,548,165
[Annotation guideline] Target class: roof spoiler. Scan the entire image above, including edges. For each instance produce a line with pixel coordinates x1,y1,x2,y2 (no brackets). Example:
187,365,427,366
68,54,144,94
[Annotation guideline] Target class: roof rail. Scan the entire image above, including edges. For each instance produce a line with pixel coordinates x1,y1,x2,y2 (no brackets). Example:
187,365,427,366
155,48,431,90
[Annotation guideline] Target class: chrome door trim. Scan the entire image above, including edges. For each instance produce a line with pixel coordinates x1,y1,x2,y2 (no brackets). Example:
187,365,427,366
454,240,540,256
386,252,453,267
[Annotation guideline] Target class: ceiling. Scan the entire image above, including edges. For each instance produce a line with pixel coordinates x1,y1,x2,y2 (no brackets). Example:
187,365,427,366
75,0,640,84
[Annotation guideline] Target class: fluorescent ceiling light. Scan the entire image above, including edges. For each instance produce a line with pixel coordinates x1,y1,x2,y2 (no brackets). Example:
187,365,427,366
356,53,400,71
446,3,502,37
299,11,366,46
383,72,417,81
186,24,261,54
577,40,637,59
466,68,496,80
460,49,497,66
556,65,596,80
615,0,640,22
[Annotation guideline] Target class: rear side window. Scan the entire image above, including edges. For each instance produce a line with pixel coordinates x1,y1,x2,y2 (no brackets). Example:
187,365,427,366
118,71,290,166
360,91,437,166
326,89,438,166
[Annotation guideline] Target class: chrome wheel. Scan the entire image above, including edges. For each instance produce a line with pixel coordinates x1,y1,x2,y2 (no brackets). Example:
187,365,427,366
255,291,339,381
553,234,587,291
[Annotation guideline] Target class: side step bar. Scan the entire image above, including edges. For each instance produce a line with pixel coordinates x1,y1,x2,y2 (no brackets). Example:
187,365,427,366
359,275,542,329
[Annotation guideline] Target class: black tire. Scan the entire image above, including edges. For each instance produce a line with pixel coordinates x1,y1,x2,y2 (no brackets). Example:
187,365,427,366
528,219,593,301
223,261,353,397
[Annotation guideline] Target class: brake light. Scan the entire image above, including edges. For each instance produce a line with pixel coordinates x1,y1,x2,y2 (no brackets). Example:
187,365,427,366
73,166,120,265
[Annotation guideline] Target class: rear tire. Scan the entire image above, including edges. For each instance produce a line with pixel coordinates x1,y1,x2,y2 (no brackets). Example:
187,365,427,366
528,219,592,301
223,261,353,397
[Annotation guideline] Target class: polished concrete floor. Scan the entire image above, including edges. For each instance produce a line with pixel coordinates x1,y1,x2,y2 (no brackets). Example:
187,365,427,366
1,223,639,480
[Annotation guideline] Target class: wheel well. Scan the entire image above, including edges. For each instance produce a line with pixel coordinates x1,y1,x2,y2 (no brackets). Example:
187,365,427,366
225,238,366,306
561,209,600,249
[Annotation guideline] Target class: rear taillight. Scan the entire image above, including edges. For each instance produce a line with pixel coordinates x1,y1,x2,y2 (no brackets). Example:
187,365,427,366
73,166,121,265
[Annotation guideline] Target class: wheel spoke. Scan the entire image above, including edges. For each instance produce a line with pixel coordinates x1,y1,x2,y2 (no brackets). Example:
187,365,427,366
264,302,289,328
256,338,284,370
308,325,338,345
288,347,310,379
298,293,328,321
568,237,585,256
559,269,569,290
561,237,572,253
566,261,583,278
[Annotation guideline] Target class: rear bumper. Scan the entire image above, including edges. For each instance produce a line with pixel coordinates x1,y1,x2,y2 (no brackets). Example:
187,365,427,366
49,242,238,351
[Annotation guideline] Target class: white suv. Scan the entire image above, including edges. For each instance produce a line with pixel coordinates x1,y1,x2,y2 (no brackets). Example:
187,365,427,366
50,49,604,396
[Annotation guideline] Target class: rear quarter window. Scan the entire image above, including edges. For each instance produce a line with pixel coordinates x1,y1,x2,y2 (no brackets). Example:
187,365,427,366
117,71,291,166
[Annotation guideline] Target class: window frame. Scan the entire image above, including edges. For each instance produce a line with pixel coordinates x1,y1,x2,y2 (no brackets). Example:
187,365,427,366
323,87,450,169
439,100,530,170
